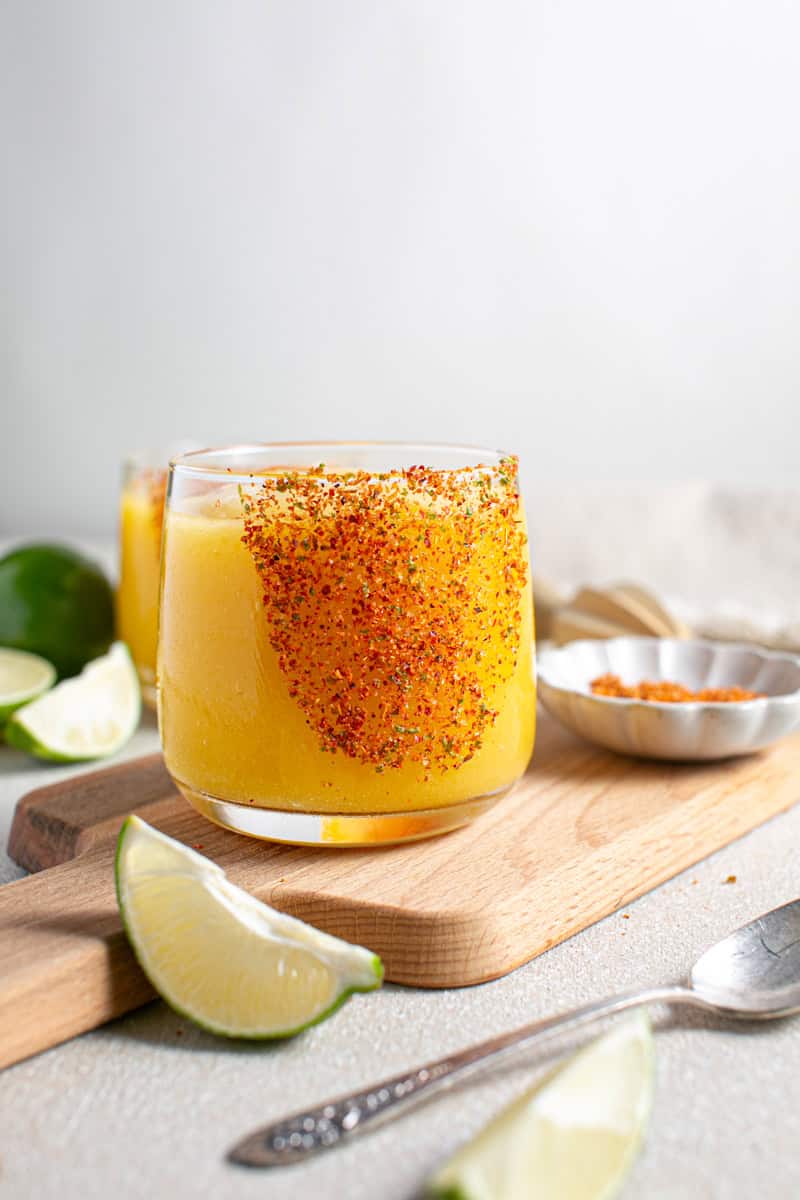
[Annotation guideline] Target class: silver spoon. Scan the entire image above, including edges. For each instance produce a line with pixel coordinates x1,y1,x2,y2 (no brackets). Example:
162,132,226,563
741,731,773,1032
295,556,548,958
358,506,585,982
229,897,800,1168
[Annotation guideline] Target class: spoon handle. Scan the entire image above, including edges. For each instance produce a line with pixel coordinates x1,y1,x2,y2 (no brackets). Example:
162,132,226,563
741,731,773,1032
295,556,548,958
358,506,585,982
229,982,699,1167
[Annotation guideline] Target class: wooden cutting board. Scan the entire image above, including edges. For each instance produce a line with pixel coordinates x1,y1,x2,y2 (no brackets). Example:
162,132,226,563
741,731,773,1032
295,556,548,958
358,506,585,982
2,716,799,1072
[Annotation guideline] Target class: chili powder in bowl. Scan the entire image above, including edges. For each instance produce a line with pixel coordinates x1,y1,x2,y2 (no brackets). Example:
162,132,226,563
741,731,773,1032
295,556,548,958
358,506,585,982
537,637,800,761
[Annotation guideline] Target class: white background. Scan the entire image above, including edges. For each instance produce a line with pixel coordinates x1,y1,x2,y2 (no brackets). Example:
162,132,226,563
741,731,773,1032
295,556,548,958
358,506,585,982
2,0,798,539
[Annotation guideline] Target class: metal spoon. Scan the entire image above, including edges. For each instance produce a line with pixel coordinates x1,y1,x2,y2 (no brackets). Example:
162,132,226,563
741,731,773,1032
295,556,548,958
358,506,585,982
229,897,800,1167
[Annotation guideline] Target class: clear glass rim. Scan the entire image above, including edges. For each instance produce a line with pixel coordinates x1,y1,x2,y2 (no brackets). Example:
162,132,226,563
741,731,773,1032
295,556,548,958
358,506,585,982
169,441,511,482
123,441,204,478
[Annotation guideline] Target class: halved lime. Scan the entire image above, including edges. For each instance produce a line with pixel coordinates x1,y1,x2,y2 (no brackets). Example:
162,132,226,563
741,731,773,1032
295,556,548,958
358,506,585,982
428,1010,654,1200
0,647,56,725
115,815,384,1038
5,642,140,761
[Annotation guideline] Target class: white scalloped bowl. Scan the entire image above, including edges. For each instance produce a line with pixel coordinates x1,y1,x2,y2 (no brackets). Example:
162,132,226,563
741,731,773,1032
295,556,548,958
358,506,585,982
537,638,800,761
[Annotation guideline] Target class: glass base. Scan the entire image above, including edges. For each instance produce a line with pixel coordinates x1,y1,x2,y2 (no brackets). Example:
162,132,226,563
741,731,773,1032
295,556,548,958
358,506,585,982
177,780,513,846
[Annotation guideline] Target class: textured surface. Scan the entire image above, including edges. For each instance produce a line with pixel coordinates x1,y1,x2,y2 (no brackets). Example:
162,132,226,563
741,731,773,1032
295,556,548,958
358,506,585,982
2,524,800,1198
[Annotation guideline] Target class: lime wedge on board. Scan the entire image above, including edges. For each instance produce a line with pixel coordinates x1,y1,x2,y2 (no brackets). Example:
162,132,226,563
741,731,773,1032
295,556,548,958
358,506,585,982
115,816,384,1038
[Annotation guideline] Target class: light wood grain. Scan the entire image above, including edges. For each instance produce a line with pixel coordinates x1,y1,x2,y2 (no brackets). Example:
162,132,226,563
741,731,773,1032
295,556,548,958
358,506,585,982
2,717,799,1071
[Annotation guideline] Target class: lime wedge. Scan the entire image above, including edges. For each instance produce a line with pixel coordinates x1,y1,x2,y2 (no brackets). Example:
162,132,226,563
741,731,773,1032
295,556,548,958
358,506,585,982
428,1010,654,1200
115,815,384,1038
0,647,56,725
5,642,140,761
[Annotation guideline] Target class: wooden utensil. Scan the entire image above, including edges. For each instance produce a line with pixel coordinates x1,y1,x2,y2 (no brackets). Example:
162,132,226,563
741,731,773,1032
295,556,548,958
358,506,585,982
545,581,691,645
2,716,798,1072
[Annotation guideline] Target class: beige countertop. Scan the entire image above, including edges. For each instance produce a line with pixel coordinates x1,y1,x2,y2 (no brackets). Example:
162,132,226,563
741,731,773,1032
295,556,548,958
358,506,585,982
1,518,799,1199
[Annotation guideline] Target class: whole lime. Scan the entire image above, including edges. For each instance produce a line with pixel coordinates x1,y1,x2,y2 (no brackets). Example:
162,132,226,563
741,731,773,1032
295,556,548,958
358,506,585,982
0,544,115,678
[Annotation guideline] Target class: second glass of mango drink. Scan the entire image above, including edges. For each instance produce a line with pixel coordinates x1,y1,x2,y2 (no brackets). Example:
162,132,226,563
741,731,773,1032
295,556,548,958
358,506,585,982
158,444,536,845
117,454,168,708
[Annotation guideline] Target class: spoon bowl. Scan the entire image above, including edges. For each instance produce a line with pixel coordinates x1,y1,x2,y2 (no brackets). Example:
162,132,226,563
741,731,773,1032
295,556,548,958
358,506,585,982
689,898,800,1017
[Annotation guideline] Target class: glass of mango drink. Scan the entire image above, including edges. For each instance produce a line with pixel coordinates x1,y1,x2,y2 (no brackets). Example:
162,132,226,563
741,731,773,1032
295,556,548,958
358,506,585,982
158,444,537,846
117,452,169,708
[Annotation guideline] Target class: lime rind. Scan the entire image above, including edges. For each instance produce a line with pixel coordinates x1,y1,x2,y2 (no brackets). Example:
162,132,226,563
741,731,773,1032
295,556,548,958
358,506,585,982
115,815,383,1039
0,647,56,724
5,642,140,761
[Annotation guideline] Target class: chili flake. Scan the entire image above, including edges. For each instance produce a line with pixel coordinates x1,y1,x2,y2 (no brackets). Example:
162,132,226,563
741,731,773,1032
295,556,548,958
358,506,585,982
590,674,764,703
240,458,528,772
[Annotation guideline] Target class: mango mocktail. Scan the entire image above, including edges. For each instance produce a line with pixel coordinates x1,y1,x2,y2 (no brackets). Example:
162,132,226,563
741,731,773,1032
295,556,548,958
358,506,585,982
117,468,166,706
158,455,536,840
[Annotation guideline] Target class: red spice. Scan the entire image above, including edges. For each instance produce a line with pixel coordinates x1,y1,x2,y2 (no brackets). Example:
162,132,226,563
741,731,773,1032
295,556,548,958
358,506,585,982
240,458,528,772
590,673,764,703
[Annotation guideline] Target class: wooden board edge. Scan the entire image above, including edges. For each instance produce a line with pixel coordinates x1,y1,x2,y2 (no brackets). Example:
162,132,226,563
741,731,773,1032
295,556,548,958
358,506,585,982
8,753,172,872
277,787,800,988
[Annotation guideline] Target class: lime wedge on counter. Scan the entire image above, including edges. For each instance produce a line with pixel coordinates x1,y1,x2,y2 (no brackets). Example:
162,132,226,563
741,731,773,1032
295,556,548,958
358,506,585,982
115,816,384,1038
0,647,56,725
5,642,140,761
427,1010,654,1200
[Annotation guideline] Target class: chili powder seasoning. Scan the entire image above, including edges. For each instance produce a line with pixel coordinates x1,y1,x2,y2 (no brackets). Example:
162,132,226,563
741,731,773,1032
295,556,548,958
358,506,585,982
240,457,529,774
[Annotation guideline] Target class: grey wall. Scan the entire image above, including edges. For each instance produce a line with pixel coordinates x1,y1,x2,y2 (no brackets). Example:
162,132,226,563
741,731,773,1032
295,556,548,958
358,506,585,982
2,1,798,538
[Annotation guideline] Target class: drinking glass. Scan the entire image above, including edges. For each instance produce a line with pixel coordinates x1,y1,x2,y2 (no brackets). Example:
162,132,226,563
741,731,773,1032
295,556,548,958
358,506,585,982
117,452,169,708
158,444,536,845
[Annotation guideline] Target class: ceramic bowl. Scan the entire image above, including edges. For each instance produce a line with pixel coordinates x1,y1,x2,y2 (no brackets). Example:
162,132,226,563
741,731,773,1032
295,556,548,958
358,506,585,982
537,637,800,761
